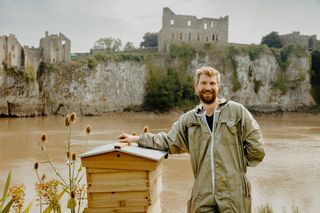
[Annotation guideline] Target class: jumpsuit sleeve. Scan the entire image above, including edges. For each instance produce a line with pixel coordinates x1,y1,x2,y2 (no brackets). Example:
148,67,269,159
241,107,265,167
138,115,189,154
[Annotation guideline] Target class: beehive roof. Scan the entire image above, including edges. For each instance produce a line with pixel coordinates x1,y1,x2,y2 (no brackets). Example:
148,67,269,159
79,142,167,161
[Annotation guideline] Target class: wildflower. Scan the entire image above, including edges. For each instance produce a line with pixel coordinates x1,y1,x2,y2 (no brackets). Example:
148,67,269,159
35,179,61,212
9,184,25,213
85,125,91,134
143,125,149,133
34,162,39,170
70,112,76,123
64,114,70,127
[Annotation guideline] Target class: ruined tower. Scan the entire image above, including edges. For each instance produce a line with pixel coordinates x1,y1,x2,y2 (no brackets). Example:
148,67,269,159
158,7,229,52
0,34,24,70
39,31,71,63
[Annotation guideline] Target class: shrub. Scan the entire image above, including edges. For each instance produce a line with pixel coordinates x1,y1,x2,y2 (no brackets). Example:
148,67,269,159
23,65,36,82
261,31,283,48
310,50,320,105
274,73,288,94
143,67,197,112
248,46,264,61
87,56,97,69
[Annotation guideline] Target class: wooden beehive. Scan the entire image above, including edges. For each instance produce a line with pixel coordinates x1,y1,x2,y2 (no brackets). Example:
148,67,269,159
79,143,167,213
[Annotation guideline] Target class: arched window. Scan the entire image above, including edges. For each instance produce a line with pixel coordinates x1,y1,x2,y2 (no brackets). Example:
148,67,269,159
180,32,183,40
188,33,191,41
216,35,218,41
206,36,208,42
170,19,174,25
204,23,207,29
187,20,191,26
197,33,200,41
212,34,215,41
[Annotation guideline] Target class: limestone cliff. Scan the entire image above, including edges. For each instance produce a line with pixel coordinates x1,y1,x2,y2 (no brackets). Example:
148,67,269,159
0,47,316,117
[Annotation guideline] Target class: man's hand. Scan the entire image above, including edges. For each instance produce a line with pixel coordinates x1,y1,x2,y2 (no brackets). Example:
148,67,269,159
118,132,140,143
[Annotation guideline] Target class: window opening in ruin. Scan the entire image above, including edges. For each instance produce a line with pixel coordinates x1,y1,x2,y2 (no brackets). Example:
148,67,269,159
211,21,214,28
62,40,66,46
20,48,25,67
172,33,175,40
204,23,207,29
206,37,208,42
197,33,200,41
188,33,191,41
170,19,174,25
180,32,183,40
187,20,191,26
212,34,215,41
53,58,55,63
216,35,218,41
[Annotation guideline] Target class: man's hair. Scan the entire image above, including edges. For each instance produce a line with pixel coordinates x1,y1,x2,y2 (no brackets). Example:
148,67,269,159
195,66,221,85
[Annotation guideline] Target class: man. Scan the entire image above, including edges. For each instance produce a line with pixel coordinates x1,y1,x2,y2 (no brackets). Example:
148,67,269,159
118,66,265,212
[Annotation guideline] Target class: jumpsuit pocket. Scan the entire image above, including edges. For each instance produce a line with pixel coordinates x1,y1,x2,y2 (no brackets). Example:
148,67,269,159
220,119,240,135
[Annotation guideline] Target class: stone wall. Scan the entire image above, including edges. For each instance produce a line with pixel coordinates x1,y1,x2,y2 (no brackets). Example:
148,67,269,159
24,46,41,74
158,8,228,52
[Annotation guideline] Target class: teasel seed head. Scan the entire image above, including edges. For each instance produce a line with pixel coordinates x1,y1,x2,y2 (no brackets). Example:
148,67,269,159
66,151,70,159
70,112,76,123
34,162,39,170
64,115,70,127
86,125,91,134
71,191,75,199
41,174,46,181
40,133,47,142
143,125,149,133
72,153,76,161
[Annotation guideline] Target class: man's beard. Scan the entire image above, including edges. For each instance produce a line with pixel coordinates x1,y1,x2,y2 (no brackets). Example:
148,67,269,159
199,89,217,104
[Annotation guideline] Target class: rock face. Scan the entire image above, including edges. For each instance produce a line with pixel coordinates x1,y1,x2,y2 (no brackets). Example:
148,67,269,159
38,62,146,116
0,50,316,117
190,50,315,113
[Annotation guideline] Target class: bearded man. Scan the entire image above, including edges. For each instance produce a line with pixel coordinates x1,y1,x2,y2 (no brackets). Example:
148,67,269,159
118,66,265,213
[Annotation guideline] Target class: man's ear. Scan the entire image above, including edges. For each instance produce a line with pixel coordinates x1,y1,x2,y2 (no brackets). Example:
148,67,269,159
194,82,199,95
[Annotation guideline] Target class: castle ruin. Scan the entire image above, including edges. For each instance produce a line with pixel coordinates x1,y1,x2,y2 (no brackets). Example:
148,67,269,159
158,7,228,52
280,31,320,52
0,31,71,73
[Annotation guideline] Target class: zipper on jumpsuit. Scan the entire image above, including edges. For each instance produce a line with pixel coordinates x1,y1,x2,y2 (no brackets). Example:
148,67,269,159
202,108,217,194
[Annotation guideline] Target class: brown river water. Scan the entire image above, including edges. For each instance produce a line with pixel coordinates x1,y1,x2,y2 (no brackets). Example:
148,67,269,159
0,112,319,212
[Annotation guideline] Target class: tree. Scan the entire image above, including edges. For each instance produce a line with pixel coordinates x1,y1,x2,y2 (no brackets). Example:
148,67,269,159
93,37,122,52
123,42,135,51
261,31,283,48
140,32,158,48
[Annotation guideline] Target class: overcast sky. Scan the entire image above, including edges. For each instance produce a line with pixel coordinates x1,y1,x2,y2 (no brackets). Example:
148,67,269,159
1,0,319,53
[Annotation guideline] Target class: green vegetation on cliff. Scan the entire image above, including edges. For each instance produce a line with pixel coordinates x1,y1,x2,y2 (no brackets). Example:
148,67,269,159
310,50,320,105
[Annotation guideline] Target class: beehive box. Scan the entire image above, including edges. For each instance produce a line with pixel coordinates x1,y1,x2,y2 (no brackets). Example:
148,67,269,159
79,143,167,213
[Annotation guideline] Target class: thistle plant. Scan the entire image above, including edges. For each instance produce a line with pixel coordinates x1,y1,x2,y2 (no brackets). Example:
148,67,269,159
36,112,91,213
